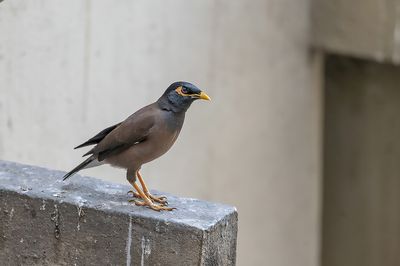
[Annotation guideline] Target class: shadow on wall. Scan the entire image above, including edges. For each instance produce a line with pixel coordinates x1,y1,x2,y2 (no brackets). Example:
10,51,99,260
322,55,400,266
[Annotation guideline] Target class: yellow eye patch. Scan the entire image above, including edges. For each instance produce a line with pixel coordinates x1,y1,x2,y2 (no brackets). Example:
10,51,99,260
175,86,210,100
175,86,192,97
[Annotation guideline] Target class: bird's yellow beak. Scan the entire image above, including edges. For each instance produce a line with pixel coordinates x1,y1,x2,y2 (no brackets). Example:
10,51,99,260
198,91,211,101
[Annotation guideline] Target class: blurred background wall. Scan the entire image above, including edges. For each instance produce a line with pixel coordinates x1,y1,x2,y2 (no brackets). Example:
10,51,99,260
322,55,400,266
3,0,400,265
0,1,321,265
313,1,400,266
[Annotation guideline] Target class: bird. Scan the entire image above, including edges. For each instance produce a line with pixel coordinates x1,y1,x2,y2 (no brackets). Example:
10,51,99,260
62,81,211,211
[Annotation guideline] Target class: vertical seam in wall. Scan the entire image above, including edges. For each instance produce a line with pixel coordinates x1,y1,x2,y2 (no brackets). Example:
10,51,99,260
206,0,221,199
0,98,4,157
392,1,400,63
0,46,11,159
0,39,3,157
82,0,92,123
315,52,325,266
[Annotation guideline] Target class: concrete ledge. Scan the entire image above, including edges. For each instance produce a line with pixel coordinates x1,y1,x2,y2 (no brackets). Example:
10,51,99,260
0,160,237,265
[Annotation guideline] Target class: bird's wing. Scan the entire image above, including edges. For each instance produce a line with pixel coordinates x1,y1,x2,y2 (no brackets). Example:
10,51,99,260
74,122,122,149
88,105,156,161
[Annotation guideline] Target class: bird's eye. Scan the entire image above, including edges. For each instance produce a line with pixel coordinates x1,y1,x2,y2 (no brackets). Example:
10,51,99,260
181,87,189,94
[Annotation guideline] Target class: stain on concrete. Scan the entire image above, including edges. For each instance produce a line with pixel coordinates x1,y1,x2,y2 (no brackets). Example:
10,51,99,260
126,216,133,266
50,205,60,240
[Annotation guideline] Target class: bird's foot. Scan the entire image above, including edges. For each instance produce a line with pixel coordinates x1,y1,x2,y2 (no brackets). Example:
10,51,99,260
127,190,168,205
147,193,168,205
127,190,139,197
128,198,175,211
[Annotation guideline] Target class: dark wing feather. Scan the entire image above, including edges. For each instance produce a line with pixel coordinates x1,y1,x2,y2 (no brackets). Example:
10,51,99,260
74,122,122,149
88,104,156,161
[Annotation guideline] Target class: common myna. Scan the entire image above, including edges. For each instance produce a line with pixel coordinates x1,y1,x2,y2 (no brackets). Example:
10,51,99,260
63,81,211,211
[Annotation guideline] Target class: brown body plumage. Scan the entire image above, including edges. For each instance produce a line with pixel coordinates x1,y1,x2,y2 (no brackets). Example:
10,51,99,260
102,103,185,176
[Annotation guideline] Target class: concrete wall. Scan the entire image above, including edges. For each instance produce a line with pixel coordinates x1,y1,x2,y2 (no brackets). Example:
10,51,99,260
0,1,321,265
312,2,400,266
322,55,400,266
312,0,400,64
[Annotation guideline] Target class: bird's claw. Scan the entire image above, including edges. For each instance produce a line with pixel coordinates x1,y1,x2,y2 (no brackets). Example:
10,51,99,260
127,190,168,205
148,194,168,205
128,199,175,211
127,190,139,197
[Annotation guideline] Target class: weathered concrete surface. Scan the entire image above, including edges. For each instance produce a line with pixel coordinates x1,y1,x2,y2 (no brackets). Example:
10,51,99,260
312,0,400,64
0,160,237,266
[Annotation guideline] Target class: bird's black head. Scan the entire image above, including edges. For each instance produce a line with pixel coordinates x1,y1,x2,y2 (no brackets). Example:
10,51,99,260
158,81,211,113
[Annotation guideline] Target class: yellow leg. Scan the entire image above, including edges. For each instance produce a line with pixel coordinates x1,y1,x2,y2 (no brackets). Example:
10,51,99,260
128,171,168,205
137,171,168,204
128,181,174,211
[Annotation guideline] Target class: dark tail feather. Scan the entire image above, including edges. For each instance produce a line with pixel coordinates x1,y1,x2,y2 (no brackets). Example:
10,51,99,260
62,156,95,181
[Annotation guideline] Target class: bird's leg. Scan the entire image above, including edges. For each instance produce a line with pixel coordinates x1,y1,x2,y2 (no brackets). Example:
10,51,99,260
137,171,168,204
128,182,175,211
128,171,168,205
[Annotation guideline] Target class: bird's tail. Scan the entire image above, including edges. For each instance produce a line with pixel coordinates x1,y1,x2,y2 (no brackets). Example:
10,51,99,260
62,156,95,181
